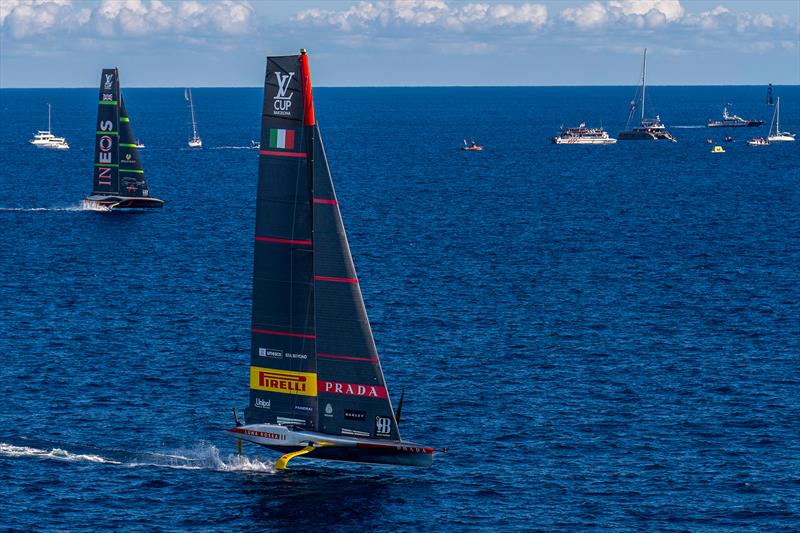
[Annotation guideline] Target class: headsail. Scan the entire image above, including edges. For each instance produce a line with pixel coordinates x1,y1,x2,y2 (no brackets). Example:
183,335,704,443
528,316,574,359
312,126,400,441
118,96,150,197
246,51,399,441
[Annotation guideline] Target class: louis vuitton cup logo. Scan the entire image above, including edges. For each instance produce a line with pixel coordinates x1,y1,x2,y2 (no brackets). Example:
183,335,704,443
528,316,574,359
104,74,114,90
273,72,294,116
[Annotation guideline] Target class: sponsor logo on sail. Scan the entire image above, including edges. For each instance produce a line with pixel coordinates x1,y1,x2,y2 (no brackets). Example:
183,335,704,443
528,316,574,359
104,73,114,90
273,72,294,116
250,367,317,396
286,352,308,360
102,93,113,101
375,416,392,437
344,409,366,421
319,380,388,399
294,405,312,412
96,119,114,186
324,403,333,418
258,347,283,359
254,397,271,409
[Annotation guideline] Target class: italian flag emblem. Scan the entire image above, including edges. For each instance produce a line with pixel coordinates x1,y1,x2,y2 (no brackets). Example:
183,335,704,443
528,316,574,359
269,128,295,150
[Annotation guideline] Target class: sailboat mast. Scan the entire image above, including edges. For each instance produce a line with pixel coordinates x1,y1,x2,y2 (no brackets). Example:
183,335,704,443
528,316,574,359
189,89,198,138
641,48,647,123
48,103,51,132
776,97,780,133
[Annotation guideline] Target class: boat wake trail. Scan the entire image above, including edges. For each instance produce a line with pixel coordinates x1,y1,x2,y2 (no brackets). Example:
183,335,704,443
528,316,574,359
212,145,259,150
0,206,86,212
0,441,275,473
0,442,121,464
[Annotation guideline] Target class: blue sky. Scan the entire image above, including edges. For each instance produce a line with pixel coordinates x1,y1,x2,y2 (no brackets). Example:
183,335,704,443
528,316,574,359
1,0,798,87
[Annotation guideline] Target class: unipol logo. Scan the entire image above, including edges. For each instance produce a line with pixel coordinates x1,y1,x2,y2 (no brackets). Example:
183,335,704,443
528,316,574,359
104,74,114,90
273,72,294,116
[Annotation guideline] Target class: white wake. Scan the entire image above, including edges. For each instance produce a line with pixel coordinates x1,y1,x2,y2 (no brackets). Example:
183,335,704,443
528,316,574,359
0,206,87,212
0,443,121,464
0,441,275,473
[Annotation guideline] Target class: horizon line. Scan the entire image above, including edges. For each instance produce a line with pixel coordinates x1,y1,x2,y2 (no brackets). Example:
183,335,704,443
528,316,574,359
1,83,798,90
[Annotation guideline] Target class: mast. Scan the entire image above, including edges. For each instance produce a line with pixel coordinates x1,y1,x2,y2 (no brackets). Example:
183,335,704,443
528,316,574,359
188,89,199,140
776,97,780,133
48,103,51,132
641,48,647,123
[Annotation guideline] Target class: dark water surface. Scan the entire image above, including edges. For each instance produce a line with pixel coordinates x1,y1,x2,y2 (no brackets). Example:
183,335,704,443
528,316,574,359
1,86,799,531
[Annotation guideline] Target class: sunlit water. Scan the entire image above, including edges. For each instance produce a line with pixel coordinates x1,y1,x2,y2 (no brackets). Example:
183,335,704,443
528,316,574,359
1,86,799,530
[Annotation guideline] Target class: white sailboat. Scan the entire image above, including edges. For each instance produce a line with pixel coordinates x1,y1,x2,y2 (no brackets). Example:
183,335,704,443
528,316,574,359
767,97,795,142
185,88,202,148
29,104,69,150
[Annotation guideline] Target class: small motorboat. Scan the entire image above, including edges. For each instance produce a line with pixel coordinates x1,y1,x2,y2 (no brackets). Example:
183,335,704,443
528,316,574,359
135,139,145,149
711,145,725,153
724,136,734,142
251,139,260,149
461,139,483,151
706,138,713,144
746,137,769,146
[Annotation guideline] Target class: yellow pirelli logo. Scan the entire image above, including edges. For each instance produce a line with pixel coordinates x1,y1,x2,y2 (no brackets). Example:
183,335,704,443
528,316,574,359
250,367,317,396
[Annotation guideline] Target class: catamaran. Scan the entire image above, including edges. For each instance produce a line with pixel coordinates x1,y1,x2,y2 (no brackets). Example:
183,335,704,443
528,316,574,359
82,68,164,210
226,50,439,470
767,97,795,142
29,104,69,150
185,88,202,148
618,49,676,142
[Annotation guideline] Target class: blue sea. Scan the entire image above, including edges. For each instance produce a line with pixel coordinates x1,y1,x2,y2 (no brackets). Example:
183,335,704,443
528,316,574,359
1,86,799,531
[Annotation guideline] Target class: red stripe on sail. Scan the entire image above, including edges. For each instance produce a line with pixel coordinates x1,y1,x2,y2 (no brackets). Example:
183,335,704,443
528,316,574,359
260,150,306,158
300,50,315,126
317,353,378,362
252,328,315,339
255,236,312,245
314,275,357,283
285,129,295,150
313,198,337,205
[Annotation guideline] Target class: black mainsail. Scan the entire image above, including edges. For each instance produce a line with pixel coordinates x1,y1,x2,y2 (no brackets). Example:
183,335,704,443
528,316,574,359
230,50,434,469
84,68,163,210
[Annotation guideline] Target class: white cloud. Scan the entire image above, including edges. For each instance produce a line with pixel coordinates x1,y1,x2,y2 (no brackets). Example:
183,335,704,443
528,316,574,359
560,2,609,29
1,0,254,38
1,0,90,38
682,5,730,30
294,0,548,33
561,0,683,30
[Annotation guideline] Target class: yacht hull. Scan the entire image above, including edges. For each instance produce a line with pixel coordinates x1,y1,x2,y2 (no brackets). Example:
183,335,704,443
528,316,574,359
618,130,676,142
82,195,164,211
227,424,434,468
